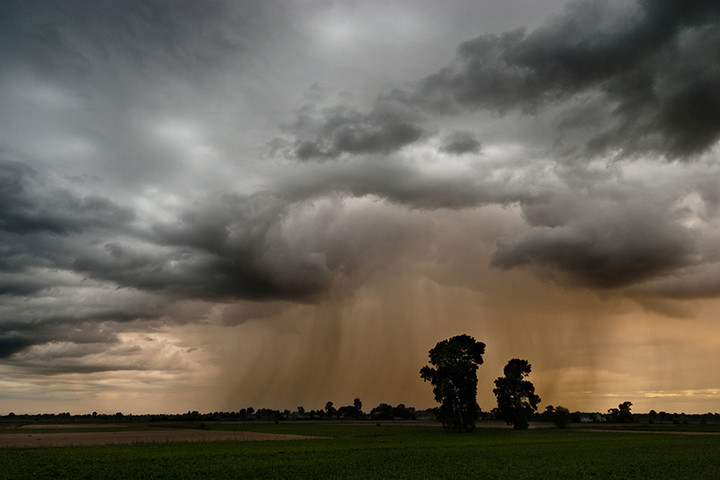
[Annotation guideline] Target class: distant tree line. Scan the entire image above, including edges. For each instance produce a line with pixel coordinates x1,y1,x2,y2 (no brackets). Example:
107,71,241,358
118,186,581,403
2,408,718,425
0,401,423,423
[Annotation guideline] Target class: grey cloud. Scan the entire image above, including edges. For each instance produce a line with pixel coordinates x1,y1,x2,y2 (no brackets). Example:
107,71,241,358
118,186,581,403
418,0,720,158
0,160,133,236
0,158,134,301
287,96,425,160
8,364,148,376
491,180,705,289
3,0,718,311
0,150,543,316
278,158,529,210
492,218,694,289
0,317,121,360
0,0,250,82
281,1,720,161
0,336,34,359
53,193,334,302
439,131,481,155
149,195,333,300
630,265,720,300
0,158,160,360
418,27,535,113
2,157,405,328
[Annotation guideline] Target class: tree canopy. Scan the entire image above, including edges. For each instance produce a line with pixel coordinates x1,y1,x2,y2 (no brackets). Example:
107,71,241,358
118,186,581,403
493,358,541,430
420,334,486,432
608,401,634,423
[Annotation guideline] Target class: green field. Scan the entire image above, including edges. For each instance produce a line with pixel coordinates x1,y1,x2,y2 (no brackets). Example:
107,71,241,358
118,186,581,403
2,423,720,479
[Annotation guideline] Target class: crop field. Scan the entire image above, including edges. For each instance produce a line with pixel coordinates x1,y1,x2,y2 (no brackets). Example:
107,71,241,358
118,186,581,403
2,422,720,479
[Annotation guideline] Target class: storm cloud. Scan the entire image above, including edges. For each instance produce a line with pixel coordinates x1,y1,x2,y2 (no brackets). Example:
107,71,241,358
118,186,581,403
290,99,426,160
2,0,720,414
274,0,720,292
418,0,720,158
439,131,482,155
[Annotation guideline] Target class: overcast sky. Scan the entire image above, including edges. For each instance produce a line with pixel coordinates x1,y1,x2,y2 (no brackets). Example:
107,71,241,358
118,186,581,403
2,0,720,415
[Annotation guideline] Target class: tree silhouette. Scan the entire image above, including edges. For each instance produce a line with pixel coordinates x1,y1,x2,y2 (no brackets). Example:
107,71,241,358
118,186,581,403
354,398,363,416
553,405,571,429
618,401,633,422
609,401,634,423
420,334,486,432
493,358,541,430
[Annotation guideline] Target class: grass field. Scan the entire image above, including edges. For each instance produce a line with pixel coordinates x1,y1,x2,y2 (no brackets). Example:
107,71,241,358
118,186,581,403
2,422,720,479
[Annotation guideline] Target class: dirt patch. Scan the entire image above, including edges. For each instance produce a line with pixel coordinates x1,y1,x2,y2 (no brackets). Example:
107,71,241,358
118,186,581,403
19,424,128,429
0,429,323,447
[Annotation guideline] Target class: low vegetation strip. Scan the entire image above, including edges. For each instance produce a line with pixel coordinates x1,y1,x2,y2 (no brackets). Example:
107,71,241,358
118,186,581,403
580,428,720,436
0,428,322,447
3,424,719,479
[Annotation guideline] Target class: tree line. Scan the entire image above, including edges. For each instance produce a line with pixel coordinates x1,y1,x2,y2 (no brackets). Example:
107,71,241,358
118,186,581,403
3,407,717,426
0,402,420,423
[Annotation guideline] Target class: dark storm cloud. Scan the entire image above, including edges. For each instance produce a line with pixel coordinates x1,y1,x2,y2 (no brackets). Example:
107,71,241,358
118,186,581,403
418,0,720,158
53,192,333,302
0,273,162,360
0,160,133,236
0,158,134,301
0,157,159,361
438,131,482,155
288,96,426,160
0,316,121,360
488,157,720,290
283,0,720,162
0,336,35,359
0,157,130,314
2,0,717,310
491,206,695,288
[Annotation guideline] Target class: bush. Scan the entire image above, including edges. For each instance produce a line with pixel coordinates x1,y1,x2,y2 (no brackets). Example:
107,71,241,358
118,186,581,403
553,406,571,429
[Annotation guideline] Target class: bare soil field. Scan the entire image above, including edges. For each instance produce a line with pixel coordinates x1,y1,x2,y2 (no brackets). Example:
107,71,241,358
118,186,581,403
19,423,128,429
0,426,321,447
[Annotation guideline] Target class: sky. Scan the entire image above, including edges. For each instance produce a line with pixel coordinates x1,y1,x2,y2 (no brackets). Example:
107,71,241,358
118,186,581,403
1,0,720,415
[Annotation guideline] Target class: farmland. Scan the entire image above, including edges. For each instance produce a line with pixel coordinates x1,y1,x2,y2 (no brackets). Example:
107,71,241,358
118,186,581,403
2,422,720,479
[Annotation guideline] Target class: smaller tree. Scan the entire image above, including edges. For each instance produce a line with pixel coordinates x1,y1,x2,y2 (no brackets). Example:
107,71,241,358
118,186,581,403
618,401,633,422
337,405,359,418
493,358,541,430
553,405,571,429
370,403,394,420
607,401,633,423
648,409,657,424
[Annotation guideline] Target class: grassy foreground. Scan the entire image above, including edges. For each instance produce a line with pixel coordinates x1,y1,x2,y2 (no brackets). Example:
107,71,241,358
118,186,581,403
2,422,720,479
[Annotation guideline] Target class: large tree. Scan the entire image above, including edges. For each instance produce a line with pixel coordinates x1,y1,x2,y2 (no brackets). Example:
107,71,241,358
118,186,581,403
420,334,486,432
493,358,541,430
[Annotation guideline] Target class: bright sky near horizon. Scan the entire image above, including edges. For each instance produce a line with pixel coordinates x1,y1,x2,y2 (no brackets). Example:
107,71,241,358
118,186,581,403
2,0,720,415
